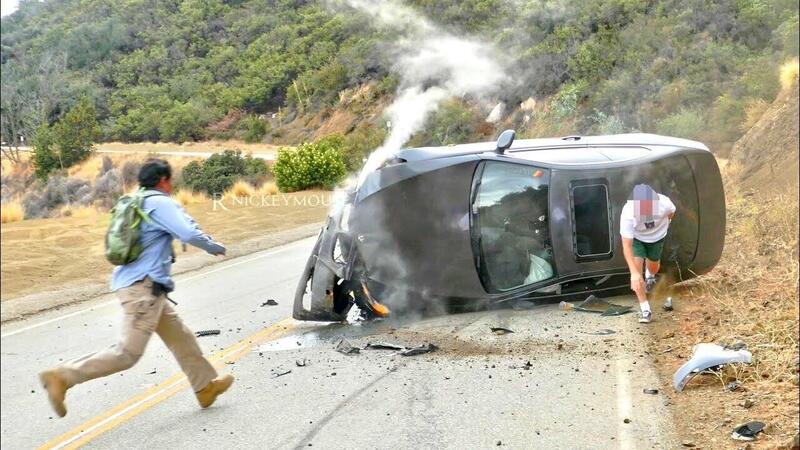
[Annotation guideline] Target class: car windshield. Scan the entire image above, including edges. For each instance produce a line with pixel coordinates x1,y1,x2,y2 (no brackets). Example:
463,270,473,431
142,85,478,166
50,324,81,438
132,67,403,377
473,161,554,292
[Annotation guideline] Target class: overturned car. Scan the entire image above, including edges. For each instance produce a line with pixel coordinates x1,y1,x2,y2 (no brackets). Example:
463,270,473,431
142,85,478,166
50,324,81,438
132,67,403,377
293,132,725,321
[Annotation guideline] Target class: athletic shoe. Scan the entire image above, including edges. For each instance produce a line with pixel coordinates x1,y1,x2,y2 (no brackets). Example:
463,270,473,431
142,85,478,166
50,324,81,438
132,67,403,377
638,311,653,323
645,275,657,293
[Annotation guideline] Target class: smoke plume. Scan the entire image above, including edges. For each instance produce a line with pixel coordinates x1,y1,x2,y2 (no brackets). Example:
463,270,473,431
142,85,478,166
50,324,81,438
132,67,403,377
328,0,511,186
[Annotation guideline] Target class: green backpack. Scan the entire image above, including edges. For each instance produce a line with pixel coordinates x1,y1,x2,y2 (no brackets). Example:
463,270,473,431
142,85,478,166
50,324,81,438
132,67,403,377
105,188,164,265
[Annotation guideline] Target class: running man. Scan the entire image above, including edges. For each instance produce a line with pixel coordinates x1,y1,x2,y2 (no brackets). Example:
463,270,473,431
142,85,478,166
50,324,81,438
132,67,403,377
620,184,675,323
39,159,234,417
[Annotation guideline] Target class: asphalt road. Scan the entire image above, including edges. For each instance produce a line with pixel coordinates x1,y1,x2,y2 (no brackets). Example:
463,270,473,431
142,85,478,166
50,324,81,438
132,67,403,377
0,237,678,449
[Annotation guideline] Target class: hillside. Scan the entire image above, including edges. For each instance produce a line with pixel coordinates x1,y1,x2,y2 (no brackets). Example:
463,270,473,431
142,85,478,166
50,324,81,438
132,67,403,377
2,0,798,157
730,63,800,192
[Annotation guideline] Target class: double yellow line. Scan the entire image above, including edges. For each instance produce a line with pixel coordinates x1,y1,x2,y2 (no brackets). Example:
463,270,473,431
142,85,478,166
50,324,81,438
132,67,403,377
39,318,297,450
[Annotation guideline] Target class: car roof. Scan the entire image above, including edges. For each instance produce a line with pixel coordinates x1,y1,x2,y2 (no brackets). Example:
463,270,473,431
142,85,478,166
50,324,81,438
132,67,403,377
397,133,710,164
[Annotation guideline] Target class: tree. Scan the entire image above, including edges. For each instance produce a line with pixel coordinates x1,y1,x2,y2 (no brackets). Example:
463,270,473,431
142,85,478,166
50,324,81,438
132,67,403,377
31,98,101,179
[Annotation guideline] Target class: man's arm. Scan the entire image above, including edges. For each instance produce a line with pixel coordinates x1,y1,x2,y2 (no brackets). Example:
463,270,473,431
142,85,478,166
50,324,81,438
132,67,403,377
622,237,641,278
150,197,226,255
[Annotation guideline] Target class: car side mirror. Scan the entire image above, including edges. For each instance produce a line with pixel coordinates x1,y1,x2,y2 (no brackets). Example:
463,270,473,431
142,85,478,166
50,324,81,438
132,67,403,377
495,129,516,154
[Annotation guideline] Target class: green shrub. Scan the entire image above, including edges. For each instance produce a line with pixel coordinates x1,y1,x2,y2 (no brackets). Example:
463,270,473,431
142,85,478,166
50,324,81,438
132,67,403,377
241,115,267,143
429,100,475,146
181,150,269,196
31,98,101,180
273,136,346,192
656,109,705,139
342,124,386,172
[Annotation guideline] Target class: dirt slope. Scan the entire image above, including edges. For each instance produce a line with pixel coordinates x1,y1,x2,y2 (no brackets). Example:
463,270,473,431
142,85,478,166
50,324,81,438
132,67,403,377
730,81,799,193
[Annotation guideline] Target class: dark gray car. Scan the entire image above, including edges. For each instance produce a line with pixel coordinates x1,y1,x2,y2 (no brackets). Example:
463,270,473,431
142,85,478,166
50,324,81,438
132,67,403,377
293,132,725,321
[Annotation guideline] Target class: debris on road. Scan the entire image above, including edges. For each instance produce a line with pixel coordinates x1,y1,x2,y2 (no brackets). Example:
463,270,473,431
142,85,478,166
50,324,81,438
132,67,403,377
725,380,741,392
742,398,755,409
731,421,765,441
195,329,221,337
147,369,157,375
663,297,673,311
643,388,659,395
584,328,616,335
335,338,361,355
364,342,405,351
559,295,632,316
295,358,307,367
261,299,279,307
400,343,438,356
673,343,752,392
272,368,292,378
490,327,515,335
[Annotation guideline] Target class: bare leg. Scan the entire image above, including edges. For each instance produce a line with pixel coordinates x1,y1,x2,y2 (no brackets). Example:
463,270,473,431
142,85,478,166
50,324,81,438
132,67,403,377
646,259,661,276
632,257,647,303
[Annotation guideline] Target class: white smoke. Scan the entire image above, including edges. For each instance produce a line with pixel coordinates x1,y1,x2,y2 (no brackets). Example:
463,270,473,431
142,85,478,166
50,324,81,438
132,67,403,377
328,0,510,186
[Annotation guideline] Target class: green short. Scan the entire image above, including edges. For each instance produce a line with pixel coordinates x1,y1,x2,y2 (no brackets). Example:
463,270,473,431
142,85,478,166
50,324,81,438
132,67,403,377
633,238,665,261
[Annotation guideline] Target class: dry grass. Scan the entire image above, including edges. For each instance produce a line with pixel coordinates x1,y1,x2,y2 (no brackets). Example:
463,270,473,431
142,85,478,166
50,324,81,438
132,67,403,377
684,162,799,385
780,58,799,91
1,200,25,223
59,204,99,218
740,98,770,132
173,189,208,207
225,180,255,199
257,181,279,196
653,161,799,447
68,155,106,180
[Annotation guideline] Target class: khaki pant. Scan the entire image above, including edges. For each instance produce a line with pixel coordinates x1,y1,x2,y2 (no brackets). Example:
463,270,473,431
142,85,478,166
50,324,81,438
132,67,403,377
58,278,217,392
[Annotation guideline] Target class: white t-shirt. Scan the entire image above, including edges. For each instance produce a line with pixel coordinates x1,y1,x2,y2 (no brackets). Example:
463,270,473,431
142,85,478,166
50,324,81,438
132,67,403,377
620,194,676,242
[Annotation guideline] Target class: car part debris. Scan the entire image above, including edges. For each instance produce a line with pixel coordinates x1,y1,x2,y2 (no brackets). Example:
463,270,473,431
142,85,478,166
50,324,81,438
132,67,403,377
335,338,361,355
261,299,279,307
643,388,659,395
272,368,292,378
584,328,616,335
364,342,405,351
673,343,752,392
663,297,673,311
195,329,221,337
400,343,438,356
490,327,514,335
559,295,633,316
725,380,741,392
295,359,307,367
731,421,765,441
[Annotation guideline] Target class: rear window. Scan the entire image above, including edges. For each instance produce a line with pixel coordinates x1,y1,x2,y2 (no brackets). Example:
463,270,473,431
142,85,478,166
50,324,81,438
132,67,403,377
571,181,612,261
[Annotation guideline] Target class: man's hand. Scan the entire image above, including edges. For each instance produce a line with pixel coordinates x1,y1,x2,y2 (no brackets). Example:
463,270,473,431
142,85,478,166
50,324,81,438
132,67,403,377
630,273,645,298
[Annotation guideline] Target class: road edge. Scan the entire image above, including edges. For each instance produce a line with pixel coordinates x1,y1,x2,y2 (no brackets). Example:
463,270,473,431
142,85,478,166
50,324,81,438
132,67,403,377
0,222,322,324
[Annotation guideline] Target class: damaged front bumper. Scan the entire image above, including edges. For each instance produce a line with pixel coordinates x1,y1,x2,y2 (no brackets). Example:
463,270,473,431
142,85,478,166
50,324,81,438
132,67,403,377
292,192,389,322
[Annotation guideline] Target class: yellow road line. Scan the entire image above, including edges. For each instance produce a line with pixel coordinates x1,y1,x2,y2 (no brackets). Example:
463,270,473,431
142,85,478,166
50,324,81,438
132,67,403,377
39,318,296,450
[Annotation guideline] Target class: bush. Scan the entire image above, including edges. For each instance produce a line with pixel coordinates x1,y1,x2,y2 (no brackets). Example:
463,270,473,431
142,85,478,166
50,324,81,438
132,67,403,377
343,125,386,172
429,100,475,146
31,98,101,180
656,109,705,139
241,115,267,143
273,136,346,192
181,150,269,196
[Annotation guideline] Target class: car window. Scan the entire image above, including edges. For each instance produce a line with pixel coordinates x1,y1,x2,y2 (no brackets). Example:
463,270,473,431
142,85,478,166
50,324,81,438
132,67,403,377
571,181,613,260
473,161,554,292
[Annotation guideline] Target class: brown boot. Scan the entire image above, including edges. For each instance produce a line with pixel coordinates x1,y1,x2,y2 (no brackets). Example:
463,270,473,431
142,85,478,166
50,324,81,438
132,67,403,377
39,369,68,417
195,374,234,408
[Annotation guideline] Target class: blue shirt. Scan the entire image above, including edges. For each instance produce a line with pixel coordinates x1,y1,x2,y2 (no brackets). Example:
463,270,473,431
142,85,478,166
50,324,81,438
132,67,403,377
111,190,226,291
